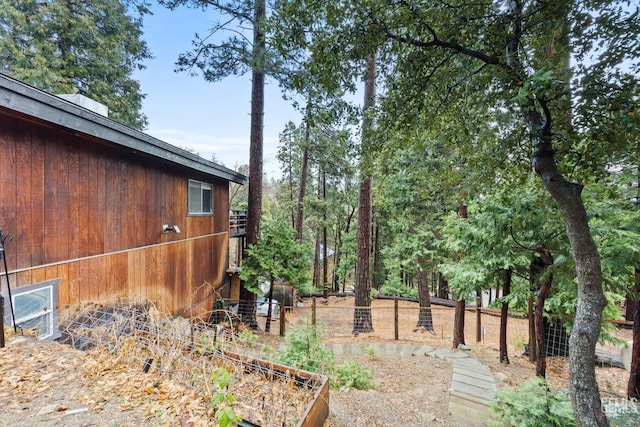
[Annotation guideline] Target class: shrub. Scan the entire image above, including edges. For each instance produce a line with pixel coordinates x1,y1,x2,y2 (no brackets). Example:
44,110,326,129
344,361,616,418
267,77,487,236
333,360,374,390
379,283,418,299
276,320,335,373
490,377,575,427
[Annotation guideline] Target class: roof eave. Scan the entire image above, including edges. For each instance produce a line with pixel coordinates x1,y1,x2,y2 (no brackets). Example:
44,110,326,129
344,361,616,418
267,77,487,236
0,73,247,185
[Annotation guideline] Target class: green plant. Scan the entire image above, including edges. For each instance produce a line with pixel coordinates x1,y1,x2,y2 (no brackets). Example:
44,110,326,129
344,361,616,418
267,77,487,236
364,345,379,358
238,330,258,346
490,377,575,427
196,335,221,354
276,321,335,373
379,283,418,299
209,367,242,427
333,360,374,390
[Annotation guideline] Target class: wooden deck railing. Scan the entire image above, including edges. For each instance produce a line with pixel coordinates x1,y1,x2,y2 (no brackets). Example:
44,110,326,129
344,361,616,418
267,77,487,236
229,209,247,237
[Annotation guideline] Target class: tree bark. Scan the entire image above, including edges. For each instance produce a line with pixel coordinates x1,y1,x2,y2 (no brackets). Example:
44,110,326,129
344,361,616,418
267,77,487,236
452,200,468,349
499,268,512,364
531,105,608,427
535,254,553,378
528,296,537,363
353,54,375,334
437,272,448,299
239,0,266,327
354,176,374,333
295,118,310,241
452,298,465,349
322,170,328,299
416,268,435,333
313,229,321,289
504,1,607,423
533,249,554,377
333,219,342,292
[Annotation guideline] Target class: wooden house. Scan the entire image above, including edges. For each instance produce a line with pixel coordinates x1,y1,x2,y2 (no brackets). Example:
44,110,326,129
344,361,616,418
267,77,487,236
0,73,246,338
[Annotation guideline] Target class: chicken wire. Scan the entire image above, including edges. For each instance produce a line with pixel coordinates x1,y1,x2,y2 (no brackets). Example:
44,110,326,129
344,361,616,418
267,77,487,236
56,298,325,427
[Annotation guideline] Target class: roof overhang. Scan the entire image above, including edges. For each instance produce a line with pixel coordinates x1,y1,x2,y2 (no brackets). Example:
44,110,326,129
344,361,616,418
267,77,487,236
0,73,247,185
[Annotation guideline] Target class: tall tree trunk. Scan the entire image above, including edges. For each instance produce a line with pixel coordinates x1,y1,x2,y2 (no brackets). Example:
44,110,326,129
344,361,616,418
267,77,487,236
531,87,607,427
452,200,468,349
354,176,373,333
535,250,554,378
295,106,311,240
528,296,537,363
322,170,328,299
626,297,638,322
239,0,266,327
333,219,342,292
288,141,295,228
528,260,538,363
437,272,448,299
452,298,465,349
506,2,607,424
372,221,381,290
313,229,321,290
416,268,435,333
353,54,376,334
499,268,512,364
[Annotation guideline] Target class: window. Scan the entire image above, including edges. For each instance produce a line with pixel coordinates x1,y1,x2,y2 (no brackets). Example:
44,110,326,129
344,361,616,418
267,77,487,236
188,179,213,215
2,278,61,340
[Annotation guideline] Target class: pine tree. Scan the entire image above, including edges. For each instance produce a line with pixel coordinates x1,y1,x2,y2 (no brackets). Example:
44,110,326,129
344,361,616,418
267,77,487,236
0,0,151,129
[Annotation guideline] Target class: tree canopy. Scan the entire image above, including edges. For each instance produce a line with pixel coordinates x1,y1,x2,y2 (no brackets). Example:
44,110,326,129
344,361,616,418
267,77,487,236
0,0,152,129
270,0,639,425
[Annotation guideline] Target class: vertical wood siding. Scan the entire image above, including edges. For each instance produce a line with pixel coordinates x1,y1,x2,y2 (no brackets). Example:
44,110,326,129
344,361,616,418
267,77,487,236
0,113,231,317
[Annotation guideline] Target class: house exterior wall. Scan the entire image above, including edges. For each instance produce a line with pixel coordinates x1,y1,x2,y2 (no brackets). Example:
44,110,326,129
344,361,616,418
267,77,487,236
0,113,230,317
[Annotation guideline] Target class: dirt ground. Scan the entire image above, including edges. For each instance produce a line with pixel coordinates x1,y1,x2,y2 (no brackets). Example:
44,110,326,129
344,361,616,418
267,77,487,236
0,296,635,426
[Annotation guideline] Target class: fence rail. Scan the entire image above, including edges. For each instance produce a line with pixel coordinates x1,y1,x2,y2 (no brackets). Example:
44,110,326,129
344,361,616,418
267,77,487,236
279,297,631,368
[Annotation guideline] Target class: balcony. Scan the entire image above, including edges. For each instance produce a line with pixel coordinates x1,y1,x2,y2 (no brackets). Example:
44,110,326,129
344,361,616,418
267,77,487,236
229,209,247,238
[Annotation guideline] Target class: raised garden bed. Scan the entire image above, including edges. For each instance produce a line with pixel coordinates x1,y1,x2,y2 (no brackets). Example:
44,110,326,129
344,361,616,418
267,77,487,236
59,300,328,426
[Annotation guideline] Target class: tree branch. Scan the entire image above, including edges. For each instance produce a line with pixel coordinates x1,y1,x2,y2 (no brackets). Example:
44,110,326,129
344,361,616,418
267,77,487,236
383,27,504,68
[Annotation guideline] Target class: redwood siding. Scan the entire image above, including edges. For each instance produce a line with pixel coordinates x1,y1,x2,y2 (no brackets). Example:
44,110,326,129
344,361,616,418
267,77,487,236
0,113,232,317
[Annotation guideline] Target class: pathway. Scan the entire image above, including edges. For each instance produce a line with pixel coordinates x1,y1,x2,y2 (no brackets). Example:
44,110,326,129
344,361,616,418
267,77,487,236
328,342,497,426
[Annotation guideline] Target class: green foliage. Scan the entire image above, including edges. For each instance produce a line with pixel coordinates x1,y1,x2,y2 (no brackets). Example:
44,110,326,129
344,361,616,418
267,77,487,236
209,367,242,427
276,320,335,373
332,360,374,390
240,218,312,294
276,322,374,391
379,282,418,299
364,345,378,358
238,330,258,345
490,378,575,427
0,0,151,129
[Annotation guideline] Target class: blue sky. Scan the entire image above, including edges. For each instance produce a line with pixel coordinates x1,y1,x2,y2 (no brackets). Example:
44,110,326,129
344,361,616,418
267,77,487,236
134,2,301,178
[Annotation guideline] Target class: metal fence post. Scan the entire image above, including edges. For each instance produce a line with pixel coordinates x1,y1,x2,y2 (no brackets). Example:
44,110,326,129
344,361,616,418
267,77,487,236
394,298,399,340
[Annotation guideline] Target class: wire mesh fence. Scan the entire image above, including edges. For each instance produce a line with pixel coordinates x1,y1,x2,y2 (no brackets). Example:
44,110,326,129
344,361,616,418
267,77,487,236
283,297,631,369
54,297,327,427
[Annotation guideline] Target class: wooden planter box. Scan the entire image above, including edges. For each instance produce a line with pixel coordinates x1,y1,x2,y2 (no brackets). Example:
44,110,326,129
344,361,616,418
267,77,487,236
221,349,329,427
